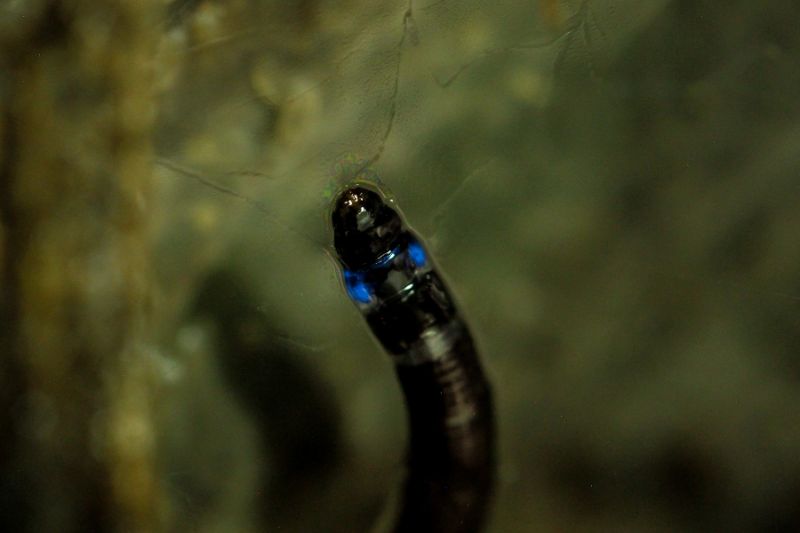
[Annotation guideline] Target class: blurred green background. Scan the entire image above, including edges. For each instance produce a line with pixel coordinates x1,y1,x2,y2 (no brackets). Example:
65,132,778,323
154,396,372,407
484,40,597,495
2,0,800,531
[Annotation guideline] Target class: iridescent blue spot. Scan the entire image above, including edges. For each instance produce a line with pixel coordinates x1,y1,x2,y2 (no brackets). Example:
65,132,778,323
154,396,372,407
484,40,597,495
408,240,427,268
344,270,373,304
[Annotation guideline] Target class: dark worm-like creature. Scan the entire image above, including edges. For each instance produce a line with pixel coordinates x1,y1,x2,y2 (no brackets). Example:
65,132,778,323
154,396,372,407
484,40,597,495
331,185,495,533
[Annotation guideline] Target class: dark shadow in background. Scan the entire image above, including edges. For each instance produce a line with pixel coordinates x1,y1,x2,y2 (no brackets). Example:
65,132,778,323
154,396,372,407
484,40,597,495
190,270,344,527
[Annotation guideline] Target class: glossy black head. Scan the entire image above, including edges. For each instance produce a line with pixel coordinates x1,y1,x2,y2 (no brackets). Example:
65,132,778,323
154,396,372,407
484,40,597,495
332,186,403,270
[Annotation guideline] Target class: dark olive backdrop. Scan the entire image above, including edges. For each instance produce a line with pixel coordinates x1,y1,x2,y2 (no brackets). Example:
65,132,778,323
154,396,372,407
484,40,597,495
2,1,799,532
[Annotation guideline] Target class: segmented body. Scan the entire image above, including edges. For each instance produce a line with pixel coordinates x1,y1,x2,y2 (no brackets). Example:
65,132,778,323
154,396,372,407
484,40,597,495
331,185,495,533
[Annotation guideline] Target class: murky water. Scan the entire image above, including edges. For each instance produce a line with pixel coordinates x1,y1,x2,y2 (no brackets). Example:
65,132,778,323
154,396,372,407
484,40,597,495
38,0,800,531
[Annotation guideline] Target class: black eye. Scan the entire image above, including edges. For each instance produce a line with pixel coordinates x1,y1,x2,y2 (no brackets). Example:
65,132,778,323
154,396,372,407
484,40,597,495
332,186,402,269
331,187,382,234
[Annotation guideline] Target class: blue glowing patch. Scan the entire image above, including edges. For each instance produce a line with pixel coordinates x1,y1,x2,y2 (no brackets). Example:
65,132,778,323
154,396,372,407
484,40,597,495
343,270,373,304
407,240,427,268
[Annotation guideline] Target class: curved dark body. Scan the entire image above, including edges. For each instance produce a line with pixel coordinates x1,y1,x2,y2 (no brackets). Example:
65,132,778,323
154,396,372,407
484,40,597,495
332,185,495,532
393,324,494,533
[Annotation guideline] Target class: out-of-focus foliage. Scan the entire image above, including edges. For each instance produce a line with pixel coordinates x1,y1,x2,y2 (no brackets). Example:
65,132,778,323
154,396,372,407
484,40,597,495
2,0,800,531
1,1,161,531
